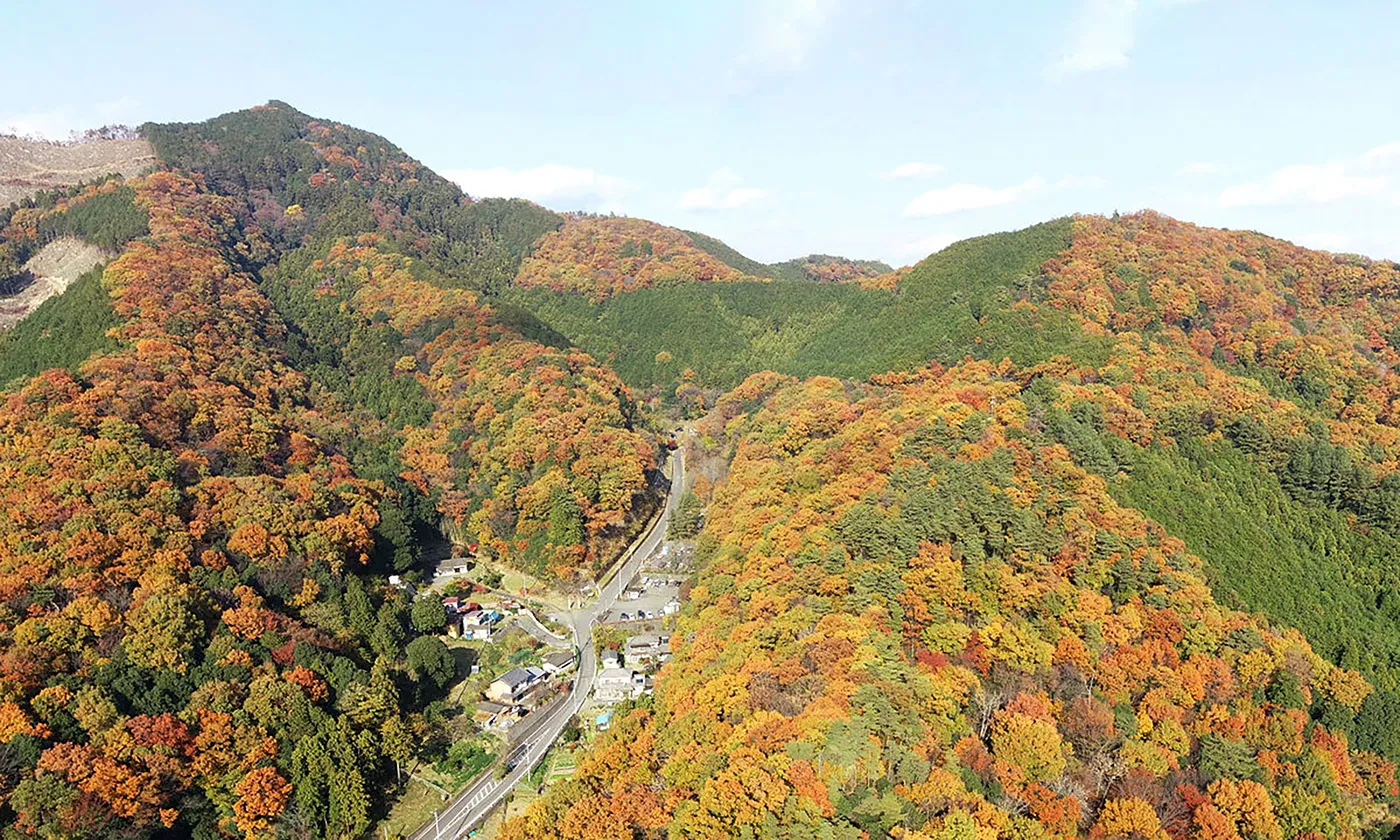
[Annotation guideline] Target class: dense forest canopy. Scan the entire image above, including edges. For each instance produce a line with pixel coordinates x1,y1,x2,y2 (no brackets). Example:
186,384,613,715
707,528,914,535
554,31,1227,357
501,364,1396,839
0,105,664,838
0,173,436,838
3,101,1400,839
141,102,566,296
507,218,1105,393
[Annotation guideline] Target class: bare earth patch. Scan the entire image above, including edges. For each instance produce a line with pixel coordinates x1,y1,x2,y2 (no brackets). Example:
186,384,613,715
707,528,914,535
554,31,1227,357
0,136,155,207
0,237,109,330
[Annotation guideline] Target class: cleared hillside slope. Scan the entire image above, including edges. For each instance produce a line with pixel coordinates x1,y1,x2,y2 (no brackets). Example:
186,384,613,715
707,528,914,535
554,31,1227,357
0,135,154,206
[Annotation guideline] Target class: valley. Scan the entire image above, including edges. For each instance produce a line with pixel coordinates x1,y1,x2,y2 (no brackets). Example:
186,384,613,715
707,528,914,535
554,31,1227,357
1,100,1399,840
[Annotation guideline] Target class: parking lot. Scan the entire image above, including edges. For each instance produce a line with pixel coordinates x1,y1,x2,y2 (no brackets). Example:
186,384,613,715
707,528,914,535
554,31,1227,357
601,574,680,623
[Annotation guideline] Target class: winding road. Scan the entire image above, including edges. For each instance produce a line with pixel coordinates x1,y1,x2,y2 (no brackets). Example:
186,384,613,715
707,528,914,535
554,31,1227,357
409,442,686,840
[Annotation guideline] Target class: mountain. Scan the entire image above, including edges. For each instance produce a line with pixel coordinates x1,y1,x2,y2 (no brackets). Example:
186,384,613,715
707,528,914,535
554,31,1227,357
1,101,1400,839
502,365,1395,840
510,212,897,301
506,218,1100,392
514,215,751,300
500,214,1400,839
0,133,153,208
683,228,896,286
0,107,661,838
139,101,566,297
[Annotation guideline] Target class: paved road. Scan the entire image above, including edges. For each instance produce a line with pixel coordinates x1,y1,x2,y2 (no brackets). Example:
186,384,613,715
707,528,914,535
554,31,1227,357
510,611,571,649
410,443,687,840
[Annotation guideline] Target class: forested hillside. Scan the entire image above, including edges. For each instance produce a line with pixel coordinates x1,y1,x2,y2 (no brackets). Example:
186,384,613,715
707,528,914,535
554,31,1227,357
500,208,1400,837
138,102,662,581
5,100,1400,839
511,216,897,301
0,178,149,333
502,364,1396,839
0,173,452,838
266,236,657,580
0,107,664,837
515,215,750,299
508,218,1104,393
683,229,894,286
142,102,566,296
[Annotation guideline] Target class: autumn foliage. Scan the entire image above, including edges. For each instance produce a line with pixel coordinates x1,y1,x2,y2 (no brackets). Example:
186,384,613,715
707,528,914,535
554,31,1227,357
502,363,1395,839
515,215,753,300
280,237,658,579
0,173,432,837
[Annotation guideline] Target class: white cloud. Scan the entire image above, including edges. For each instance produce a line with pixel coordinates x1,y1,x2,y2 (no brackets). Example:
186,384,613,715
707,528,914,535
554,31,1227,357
1049,0,1202,78
1218,142,1399,208
443,164,633,211
904,176,1047,216
1295,232,1353,252
679,168,770,211
1051,0,1139,77
1219,165,1385,207
1360,142,1400,168
1056,174,1110,190
1292,231,1400,261
1178,162,1224,176
1,98,142,140
744,0,840,72
884,162,944,180
896,232,960,259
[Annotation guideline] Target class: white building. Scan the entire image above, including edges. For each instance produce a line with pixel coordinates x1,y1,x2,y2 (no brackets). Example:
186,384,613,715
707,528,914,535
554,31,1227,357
594,667,636,704
459,608,503,641
542,650,577,675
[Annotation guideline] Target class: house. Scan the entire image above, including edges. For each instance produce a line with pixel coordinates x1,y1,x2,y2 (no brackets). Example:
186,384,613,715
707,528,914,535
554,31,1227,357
542,650,577,675
433,558,473,580
601,649,622,669
625,634,671,666
516,677,558,710
459,611,489,640
486,666,548,704
460,608,503,641
594,667,636,704
461,619,492,641
474,701,514,729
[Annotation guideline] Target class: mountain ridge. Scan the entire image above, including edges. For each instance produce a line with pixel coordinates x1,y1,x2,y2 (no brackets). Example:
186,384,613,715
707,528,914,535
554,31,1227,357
1,101,1399,839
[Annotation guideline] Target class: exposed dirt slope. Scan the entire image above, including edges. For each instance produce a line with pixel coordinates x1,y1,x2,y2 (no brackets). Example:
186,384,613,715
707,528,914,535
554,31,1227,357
0,237,108,329
0,137,154,207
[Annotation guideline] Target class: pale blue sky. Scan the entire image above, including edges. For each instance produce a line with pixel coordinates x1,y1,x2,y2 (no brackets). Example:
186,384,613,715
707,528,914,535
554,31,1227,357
7,0,1398,265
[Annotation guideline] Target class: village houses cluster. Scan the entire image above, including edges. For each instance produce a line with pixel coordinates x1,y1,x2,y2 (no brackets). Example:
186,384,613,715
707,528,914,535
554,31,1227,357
594,633,670,704
430,570,682,734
